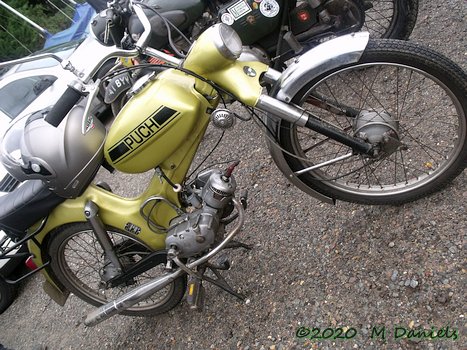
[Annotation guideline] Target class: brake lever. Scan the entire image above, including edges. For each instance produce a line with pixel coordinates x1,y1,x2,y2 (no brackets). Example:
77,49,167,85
81,79,101,134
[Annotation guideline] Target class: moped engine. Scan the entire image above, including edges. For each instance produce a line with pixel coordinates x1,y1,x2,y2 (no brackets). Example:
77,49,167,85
165,167,237,258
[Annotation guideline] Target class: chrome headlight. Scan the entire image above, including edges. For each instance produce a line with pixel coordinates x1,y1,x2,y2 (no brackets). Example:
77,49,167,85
215,24,243,60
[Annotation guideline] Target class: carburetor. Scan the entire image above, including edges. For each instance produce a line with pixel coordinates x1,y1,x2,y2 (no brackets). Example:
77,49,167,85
165,164,238,258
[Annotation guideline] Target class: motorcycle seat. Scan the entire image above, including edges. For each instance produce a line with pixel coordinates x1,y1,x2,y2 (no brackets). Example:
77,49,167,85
0,180,65,239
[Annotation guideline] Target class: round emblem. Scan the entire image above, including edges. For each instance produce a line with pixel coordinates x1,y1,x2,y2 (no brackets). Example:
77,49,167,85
243,66,257,77
221,13,235,26
259,0,280,18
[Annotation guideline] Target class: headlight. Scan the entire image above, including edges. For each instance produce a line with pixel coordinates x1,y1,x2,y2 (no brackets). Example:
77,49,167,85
216,24,243,60
183,23,244,74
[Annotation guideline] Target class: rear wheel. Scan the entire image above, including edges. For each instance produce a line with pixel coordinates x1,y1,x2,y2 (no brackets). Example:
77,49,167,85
275,40,467,204
48,223,186,316
363,0,418,39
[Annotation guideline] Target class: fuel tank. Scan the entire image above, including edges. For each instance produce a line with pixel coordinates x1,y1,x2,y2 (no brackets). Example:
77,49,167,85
104,69,212,173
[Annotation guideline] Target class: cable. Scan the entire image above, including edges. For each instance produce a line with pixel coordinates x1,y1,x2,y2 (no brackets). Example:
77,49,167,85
187,130,226,180
136,2,193,58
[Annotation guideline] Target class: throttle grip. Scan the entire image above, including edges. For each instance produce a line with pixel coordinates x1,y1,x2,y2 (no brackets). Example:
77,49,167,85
44,86,83,127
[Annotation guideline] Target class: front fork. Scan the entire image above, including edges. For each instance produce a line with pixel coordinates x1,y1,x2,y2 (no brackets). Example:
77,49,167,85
255,94,374,156
84,201,123,277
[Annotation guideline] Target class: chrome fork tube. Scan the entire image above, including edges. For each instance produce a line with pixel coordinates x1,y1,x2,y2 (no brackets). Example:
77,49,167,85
84,198,245,327
84,201,123,272
256,95,373,155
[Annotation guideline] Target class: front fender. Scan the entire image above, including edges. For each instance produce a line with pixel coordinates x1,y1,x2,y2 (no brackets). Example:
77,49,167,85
264,32,370,205
271,32,369,102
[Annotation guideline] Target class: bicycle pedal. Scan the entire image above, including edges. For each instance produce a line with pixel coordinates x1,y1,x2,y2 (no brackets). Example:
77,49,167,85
186,276,205,311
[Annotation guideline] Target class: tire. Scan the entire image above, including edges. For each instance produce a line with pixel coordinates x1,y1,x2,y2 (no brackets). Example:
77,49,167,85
0,276,16,314
276,39,467,205
362,0,418,40
48,223,186,316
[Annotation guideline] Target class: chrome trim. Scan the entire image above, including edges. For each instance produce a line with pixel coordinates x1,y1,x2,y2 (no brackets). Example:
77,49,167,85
294,152,353,175
261,68,282,85
143,47,181,67
256,95,308,126
274,32,370,103
67,36,139,83
133,4,152,52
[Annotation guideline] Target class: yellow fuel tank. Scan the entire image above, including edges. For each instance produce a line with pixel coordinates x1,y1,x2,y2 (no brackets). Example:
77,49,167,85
104,69,212,173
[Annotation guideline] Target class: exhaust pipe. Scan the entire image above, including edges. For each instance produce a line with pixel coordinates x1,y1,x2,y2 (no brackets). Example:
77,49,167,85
85,269,184,326
84,199,245,326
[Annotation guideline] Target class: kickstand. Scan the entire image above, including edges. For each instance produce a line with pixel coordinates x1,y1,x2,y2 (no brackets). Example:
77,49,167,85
202,265,245,301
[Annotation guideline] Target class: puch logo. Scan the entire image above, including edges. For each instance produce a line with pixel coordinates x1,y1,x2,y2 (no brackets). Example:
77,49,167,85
108,106,179,163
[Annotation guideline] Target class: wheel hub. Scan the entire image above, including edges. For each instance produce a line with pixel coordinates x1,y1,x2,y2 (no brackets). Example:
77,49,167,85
354,109,402,156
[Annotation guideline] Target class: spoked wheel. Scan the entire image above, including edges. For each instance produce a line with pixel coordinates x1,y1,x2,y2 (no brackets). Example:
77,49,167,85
276,40,467,205
362,0,418,39
48,223,186,316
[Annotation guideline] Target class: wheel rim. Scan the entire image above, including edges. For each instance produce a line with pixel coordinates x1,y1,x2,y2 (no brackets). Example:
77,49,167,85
361,0,398,38
285,62,466,199
56,229,174,311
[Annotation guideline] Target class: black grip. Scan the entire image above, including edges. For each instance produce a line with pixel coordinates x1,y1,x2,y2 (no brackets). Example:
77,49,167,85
45,87,83,127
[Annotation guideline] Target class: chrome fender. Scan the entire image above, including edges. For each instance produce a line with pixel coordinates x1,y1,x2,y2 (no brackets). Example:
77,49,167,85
265,32,370,205
272,32,370,102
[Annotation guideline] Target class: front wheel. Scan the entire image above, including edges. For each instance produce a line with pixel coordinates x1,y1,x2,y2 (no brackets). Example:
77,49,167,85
275,39,467,205
48,223,186,316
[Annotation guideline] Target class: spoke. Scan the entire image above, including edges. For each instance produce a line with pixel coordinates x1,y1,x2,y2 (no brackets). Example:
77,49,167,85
64,249,101,275
401,126,450,161
320,81,355,129
378,152,432,177
398,68,414,119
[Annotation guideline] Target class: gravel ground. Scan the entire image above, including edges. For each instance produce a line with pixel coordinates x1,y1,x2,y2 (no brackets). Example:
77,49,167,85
0,1,466,349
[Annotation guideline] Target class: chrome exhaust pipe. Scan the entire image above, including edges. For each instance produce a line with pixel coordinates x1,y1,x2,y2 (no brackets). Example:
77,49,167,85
84,269,184,327
84,199,245,326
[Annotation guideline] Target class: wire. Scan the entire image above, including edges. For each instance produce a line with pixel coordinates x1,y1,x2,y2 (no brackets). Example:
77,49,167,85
187,130,226,180
46,0,74,23
0,23,33,54
136,2,193,58
188,159,239,182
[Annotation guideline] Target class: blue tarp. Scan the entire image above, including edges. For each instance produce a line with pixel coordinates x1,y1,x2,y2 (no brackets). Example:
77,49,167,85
43,3,96,48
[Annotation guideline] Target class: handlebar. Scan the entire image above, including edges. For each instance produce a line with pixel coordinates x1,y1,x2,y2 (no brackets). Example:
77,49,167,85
44,86,84,127
43,2,181,127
